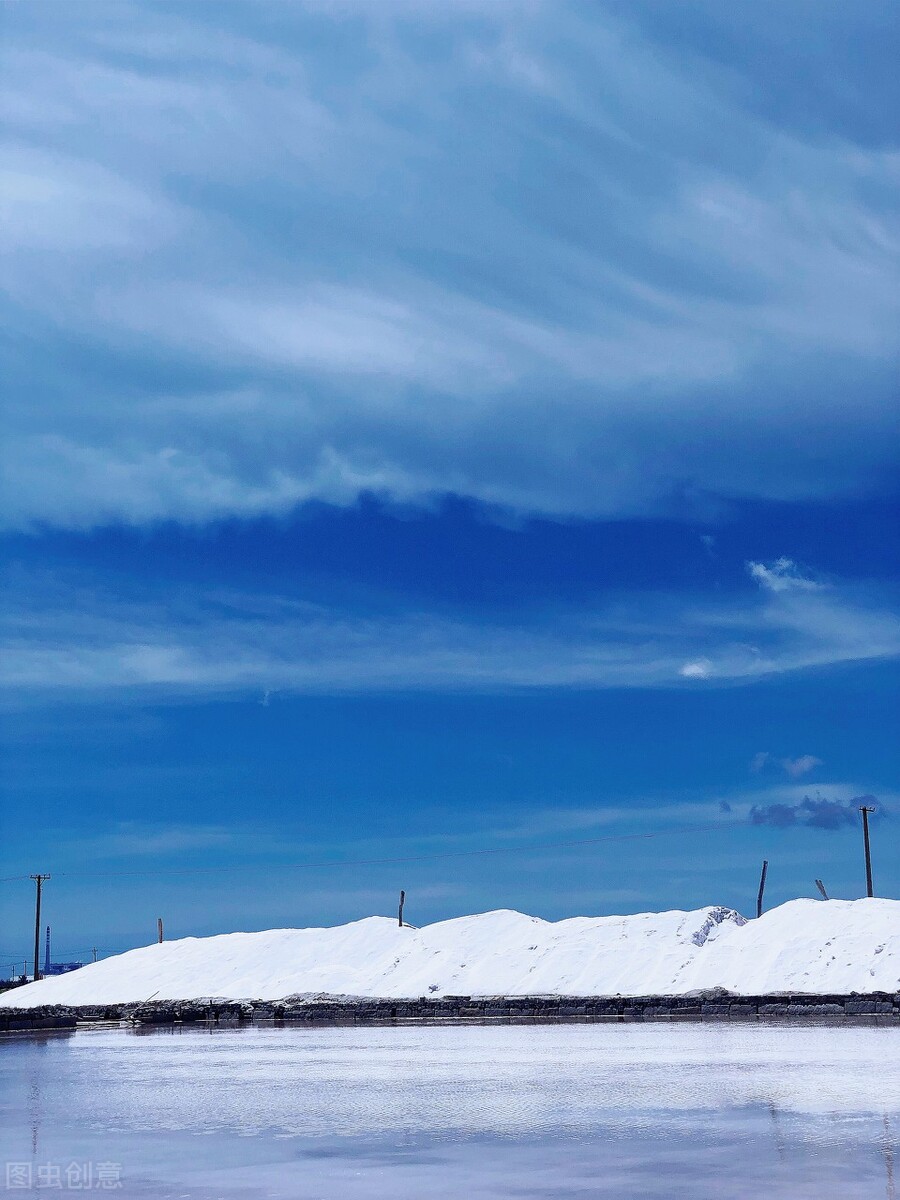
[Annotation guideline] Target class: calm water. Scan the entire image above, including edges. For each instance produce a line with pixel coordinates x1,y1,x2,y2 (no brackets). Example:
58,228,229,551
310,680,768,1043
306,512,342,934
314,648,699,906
1,1023,897,1198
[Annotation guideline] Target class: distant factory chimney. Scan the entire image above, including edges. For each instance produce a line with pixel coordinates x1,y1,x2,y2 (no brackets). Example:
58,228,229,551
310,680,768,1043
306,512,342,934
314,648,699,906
45,925,51,974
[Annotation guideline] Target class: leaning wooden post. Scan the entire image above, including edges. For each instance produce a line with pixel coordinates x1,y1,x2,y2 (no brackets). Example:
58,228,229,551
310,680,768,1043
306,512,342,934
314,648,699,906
157,917,164,944
756,860,768,918
398,890,405,927
815,879,828,900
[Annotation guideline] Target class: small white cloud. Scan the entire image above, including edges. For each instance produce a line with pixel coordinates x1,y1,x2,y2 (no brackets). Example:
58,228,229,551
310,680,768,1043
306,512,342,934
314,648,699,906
752,750,823,777
747,557,822,593
781,754,823,778
680,659,712,679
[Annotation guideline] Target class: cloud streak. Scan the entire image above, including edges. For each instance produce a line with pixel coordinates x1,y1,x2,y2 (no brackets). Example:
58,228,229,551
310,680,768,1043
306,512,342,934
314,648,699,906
747,559,822,594
2,558,898,698
0,1,897,530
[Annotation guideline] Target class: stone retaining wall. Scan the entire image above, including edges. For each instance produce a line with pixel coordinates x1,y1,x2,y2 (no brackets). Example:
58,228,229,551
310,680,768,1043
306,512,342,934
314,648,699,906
2,991,898,1033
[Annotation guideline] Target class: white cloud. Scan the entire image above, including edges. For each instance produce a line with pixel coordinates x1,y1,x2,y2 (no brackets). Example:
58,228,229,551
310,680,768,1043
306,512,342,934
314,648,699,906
679,660,712,680
0,146,181,253
0,2,896,529
2,563,897,698
747,558,822,593
749,751,823,777
781,754,823,779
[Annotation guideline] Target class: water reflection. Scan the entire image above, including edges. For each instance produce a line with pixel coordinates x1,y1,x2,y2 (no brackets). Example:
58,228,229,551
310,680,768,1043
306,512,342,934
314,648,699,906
0,1024,897,1198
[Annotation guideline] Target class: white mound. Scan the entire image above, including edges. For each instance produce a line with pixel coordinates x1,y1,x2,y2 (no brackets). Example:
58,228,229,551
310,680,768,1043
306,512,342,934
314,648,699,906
3,898,897,1008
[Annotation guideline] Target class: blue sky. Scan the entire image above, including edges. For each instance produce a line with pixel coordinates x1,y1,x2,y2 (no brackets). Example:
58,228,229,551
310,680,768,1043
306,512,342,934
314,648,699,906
1,0,898,966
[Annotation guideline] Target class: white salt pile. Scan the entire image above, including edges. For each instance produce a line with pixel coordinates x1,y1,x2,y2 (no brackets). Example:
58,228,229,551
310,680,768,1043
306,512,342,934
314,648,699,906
3,897,897,1007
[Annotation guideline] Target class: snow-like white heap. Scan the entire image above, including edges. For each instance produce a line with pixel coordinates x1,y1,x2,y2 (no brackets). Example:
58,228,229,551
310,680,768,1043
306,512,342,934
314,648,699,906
3,898,897,1008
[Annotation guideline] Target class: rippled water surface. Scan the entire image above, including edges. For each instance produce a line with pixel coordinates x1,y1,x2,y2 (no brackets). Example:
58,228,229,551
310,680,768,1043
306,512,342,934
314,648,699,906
1,1023,897,1198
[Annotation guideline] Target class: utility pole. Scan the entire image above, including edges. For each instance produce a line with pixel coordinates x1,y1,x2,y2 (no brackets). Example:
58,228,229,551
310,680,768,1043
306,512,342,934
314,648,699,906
860,805,876,898
756,860,768,919
29,875,50,982
398,890,406,927
157,918,164,944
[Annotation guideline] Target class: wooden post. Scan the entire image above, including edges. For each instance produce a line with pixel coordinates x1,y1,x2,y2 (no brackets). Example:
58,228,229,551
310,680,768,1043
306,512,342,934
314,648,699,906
157,917,164,944
815,879,828,901
756,860,768,919
860,806,875,898
398,890,405,927
30,874,50,982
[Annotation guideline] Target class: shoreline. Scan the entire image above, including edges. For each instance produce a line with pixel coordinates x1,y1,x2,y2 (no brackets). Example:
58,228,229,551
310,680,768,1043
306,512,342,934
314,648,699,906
3,990,898,1034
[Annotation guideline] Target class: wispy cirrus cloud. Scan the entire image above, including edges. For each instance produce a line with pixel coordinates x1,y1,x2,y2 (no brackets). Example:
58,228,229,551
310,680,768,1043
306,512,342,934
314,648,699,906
2,554,897,698
0,1,897,531
747,558,822,594
72,823,237,859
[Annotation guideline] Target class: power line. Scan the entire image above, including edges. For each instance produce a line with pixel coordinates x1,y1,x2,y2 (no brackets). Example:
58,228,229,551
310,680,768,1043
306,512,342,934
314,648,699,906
0,818,742,886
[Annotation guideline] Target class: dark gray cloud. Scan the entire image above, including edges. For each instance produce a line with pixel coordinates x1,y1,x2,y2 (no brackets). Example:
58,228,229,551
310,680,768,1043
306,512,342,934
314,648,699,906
750,794,883,832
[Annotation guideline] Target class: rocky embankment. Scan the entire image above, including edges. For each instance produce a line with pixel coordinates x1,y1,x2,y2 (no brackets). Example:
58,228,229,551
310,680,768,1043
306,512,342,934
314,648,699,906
3,990,899,1033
